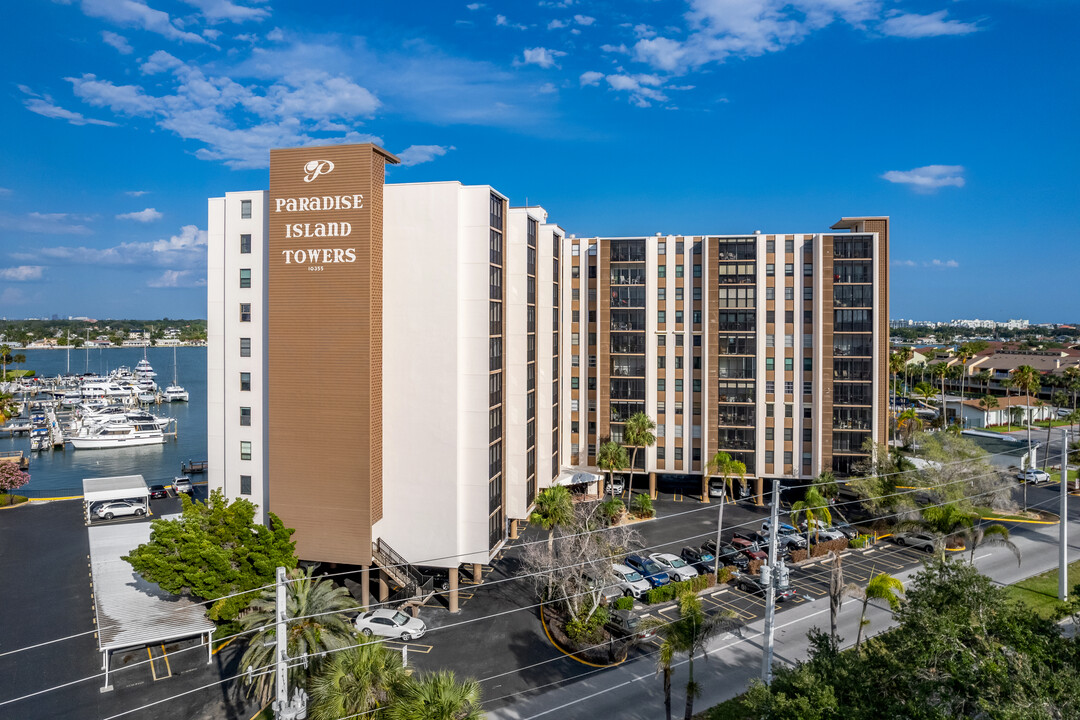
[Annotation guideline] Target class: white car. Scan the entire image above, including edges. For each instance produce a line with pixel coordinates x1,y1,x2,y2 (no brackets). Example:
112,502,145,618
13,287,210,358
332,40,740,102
354,609,426,641
1017,469,1051,484
649,552,699,581
893,531,936,553
799,520,847,542
94,501,146,520
611,563,651,599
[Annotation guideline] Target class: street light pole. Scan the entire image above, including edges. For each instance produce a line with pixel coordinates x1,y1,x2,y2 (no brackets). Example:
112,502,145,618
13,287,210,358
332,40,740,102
1060,429,1070,603
761,478,780,685
712,494,725,579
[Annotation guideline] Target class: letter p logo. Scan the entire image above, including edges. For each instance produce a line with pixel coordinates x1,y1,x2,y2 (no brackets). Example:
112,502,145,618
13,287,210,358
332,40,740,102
303,159,335,183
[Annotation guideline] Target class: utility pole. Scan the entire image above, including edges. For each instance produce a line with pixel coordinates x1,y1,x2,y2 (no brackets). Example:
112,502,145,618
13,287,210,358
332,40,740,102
712,493,725,578
761,478,780,685
272,566,308,720
1060,430,1070,602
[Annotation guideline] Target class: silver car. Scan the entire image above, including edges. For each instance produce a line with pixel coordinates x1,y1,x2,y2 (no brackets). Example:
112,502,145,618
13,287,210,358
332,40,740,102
893,531,937,553
94,501,146,520
649,552,699,581
612,563,651,599
354,609,427,641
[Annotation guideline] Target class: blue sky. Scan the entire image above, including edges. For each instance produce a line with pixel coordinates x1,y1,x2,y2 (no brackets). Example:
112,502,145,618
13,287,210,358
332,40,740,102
1,0,1076,321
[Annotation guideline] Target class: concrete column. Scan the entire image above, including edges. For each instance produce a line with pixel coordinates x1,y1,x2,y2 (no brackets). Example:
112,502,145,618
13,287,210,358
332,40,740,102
472,563,483,584
597,474,605,497
378,569,389,604
448,568,460,614
509,518,519,540
701,476,710,504
360,565,371,609
755,477,765,506
648,472,657,499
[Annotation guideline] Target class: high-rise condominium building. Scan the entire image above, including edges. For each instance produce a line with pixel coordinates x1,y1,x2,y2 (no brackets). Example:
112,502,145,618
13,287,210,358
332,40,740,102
208,142,888,606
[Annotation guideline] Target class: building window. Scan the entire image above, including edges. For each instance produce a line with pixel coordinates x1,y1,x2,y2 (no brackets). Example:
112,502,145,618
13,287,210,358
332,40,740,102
766,357,775,372
240,234,251,254
240,475,251,495
571,377,579,389
693,379,701,392
785,381,794,395
240,303,251,322
658,265,666,278
675,379,683,393
658,241,666,255
240,441,252,460
240,407,251,426
675,287,684,301
657,424,665,438
693,286,701,301
804,407,812,419
785,263,794,276
766,311,775,323
766,404,774,417
693,264,701,278
804,286,813,300
676,241,684,254
804,381,813,396
803,452,812,468
766,263,775,276
658,335,666,347
804,263,813,276
240,269,251,288
658,311,666,324
766,287,775,300
675,335,684,347
572,332,580,345
657,401,666,414
785,310,794,323
784,451,793,464
765,451,774,464
766,427,774,441
766,380,774,394
785,287,794,301
657,355,666,369
785,335,794,347
240,337,251,357
240,199,252,219
658,287,666,301
675,401,684,415
572,354,580,367
784,428,793,442
675,310,683,324
804,428,813,443
785,404,793,418
693,310,702,324
657,378,666,392
240,372,251,391
804,357,812,371
785,358,794,371
675,447,683,461
657,446,665,459
675,265,684,278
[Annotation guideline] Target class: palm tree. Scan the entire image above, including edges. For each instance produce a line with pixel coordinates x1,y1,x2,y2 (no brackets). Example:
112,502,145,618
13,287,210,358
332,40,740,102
896,408,923,448
705,451,745,504
827,551,861,644
642,588,730,720
930,362,949,424
961,523,1021,567
623,412,656,499
308,641,409,720
912,381,937,409
11,353,25,378
386,671,483,720
917,503,977,557
239,567,358,704
1012,365,1042,482
854,572,905,651
975,369,993,396
977,395,999,428
790,484,831,552
529,485,574,553
0,344,9,381
889,350,908,445
595,439,628,498
1064,366,1080,410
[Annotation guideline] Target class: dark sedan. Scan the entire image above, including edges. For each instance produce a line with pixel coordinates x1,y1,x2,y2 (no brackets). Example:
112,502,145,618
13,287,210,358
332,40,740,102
681,546,717,574
699,540,750,570
735,573,797,602
148,484,169,499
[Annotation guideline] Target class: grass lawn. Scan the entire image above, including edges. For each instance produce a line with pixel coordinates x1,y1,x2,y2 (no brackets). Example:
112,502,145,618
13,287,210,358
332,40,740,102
1004,560,1080,619
0,493,28,507
695,694,753,720
1051,470,1079,483
973,506,1055,522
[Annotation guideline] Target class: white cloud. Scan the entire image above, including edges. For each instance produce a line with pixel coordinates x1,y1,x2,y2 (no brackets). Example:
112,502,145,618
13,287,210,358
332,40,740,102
116,207,164,222
126,190,150,197
179,0,270,24
20,86,118,127
548,19,567,29
101,31,133,54
466,2,484,9
0,212,94,235
893,258,959,268
579,71,604,86
600,43,629,54
23,224,206,269
395,144,454,167
0,266,45,282
203,28,222,40
518,47,567,68
0,188,11,196
147,269,205,287
574,15,595,26
880,10,979,39
881,165,965,192
539,0,575,7
266,27,283,41
140,50,185,74
537,82,557,94
73,0,209,44
66,75,160,116
606,73,668,106
496,14,528,30
496,14,508,25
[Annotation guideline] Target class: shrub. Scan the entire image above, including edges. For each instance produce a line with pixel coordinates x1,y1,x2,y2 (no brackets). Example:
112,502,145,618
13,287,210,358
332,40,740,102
790,548,808,563
717,566,736,585
613,595,635,611
631,494,655,519
850,534,872,549
599,498,625,526
642,574,714,604
565,606,609,643
747,558,764,577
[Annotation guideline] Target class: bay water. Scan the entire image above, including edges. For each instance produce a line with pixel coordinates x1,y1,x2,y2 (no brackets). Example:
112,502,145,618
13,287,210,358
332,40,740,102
1,346,207,497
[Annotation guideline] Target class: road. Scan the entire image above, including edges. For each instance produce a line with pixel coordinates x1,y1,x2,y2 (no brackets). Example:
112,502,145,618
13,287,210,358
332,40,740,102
486,482,1077,719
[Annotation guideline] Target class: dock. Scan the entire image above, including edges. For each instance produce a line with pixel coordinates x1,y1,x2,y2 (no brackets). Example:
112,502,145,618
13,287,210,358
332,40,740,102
0,450,29,470
45,406,65,449
181,460,207,474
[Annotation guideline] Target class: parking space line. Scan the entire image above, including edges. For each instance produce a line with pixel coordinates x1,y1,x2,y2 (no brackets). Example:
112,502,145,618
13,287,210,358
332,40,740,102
147,647,157,682
383,641,433,654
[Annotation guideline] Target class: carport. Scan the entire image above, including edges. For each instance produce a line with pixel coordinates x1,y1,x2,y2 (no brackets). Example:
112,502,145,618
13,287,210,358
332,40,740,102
82,475,149,525
553,470,601,492
88,518,216,691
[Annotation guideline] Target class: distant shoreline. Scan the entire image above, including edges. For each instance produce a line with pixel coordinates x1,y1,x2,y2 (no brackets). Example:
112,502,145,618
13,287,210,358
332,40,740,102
12,344,207,351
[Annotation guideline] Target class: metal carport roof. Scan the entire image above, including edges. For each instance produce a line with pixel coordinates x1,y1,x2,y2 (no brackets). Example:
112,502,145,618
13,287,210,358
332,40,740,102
88,517,216,690
83,474,149,504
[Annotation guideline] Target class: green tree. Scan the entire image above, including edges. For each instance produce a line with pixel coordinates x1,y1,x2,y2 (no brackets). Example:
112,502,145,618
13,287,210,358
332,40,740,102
0,344,10,381
623,412,656,499
706,450,746,504
123,490,297,620
239,567,357,704
529,485,574,553
308,640,409,720
930,362,949,424
854,571,904,651
912,380,936,409
790,484,831,550
896,408,923,448
961,523,1021,567
385,671,483,720
595,438,628,498
977,394,998,427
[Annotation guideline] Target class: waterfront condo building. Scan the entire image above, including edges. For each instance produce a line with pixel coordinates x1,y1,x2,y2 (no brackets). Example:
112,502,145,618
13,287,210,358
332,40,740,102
208,141,887,605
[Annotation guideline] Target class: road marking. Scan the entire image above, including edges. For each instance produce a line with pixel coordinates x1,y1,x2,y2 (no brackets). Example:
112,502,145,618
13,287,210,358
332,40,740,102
160,644,172,678
147,647,157,682
975,553,992,560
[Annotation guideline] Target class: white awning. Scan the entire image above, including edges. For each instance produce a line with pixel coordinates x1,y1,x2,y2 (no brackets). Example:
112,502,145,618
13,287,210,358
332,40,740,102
83,474,149,505
554,470,601,487
88,518,215,654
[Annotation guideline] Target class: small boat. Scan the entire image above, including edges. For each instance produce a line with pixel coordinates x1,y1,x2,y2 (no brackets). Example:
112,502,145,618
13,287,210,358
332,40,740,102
138,391,157,404
30,435,48,451
68,421,166,449
163,346,188,402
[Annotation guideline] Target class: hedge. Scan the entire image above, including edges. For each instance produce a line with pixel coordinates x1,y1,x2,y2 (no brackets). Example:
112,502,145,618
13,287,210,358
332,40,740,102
850,534,873,549
788,537,850,563
613,595,635,611
643,573,715,605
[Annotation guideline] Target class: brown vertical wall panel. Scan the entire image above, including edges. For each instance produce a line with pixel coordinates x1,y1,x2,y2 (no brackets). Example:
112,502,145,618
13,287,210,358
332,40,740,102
865,219,890,446
268,143,398,565
821,234,835,473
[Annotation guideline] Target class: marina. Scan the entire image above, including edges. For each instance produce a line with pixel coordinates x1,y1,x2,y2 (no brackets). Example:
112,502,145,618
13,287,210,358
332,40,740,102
0,347,206,497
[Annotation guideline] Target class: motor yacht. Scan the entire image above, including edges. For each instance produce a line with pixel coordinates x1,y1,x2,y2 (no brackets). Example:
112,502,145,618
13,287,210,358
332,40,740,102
68,421,166,449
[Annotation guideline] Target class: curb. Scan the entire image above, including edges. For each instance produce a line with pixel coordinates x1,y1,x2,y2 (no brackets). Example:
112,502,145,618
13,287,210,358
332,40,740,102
539,605,625,669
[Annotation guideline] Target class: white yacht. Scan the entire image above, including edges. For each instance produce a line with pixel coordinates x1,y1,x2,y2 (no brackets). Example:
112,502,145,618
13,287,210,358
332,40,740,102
163,346,188,402
68,421,166,449
135,351,157,381
80,379,137,399
75,404,172,430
